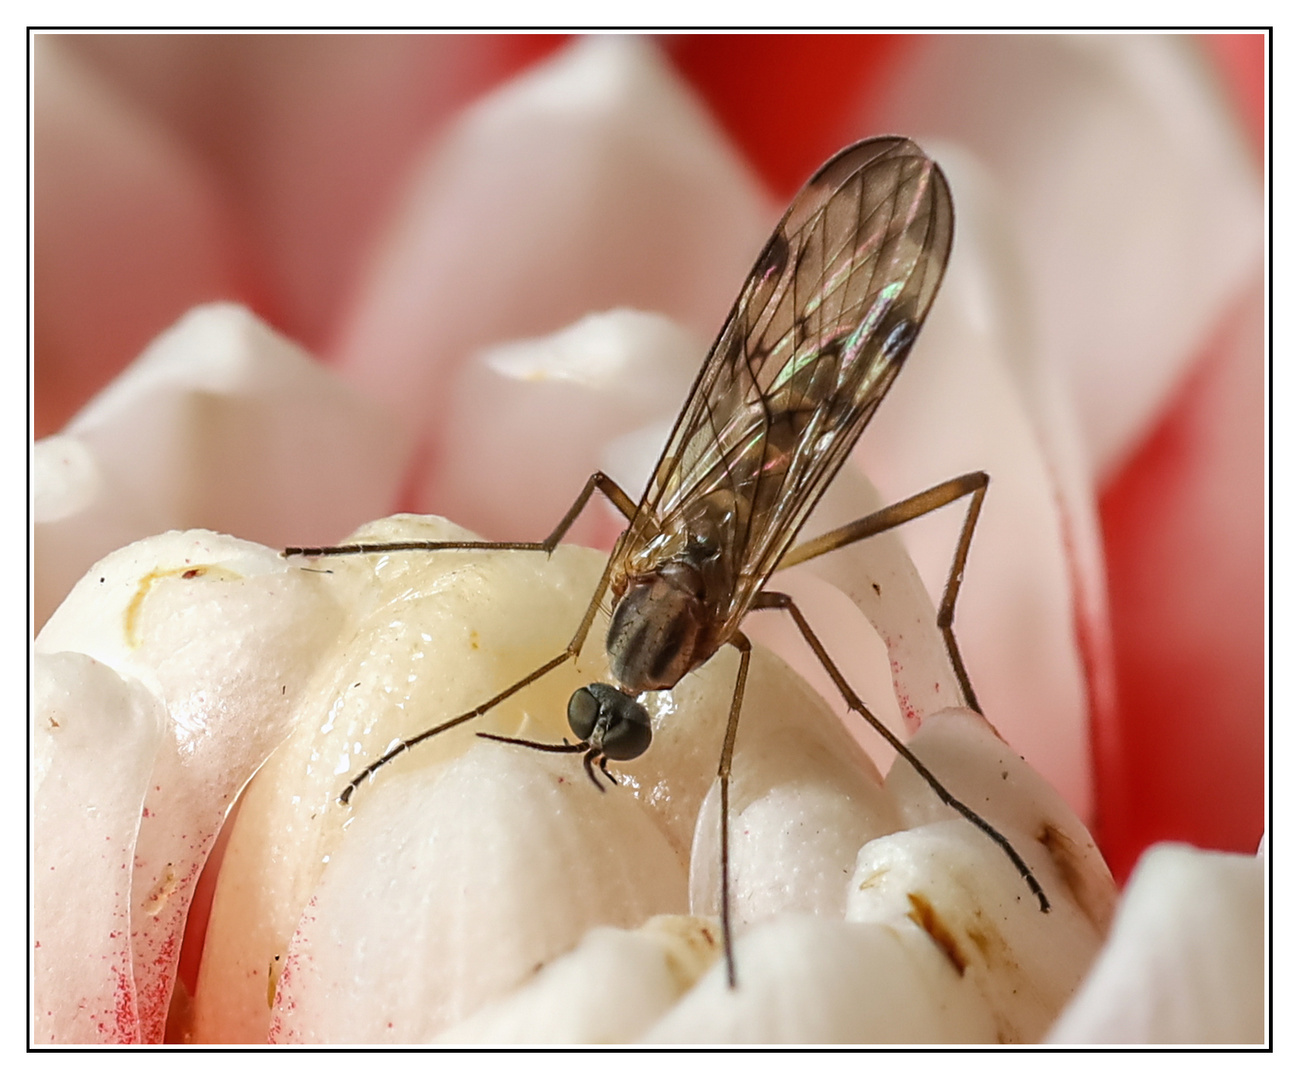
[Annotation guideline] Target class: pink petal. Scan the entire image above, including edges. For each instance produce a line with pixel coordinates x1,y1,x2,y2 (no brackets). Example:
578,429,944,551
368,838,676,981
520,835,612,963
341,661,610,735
1098,278,1265,873
789,144,1096,817
58,35,564,351
333,37,775,526
34,37,246,435
433,309,705,545
853,34,1263,479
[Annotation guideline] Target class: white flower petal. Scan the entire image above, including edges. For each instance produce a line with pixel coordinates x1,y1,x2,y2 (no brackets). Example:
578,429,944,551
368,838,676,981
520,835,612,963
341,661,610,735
683,650,900,926
886,709,1117,937
1048,844,1265,1044
435,917,721,1044
33,433,103,521
437,309,705,546
35,303,411,628
643,914,999,1044
846,820,1103,1043
693,776,897,929
36,529,345,1041
33,652,166,1044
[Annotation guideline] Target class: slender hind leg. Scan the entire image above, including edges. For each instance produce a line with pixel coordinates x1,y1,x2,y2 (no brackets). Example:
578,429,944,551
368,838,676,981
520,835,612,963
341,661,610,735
286,473,640,803
778,471,988,711
751,590,1049,913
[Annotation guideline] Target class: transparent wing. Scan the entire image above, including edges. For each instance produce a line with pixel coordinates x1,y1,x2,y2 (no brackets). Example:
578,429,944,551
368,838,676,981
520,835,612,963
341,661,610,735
614,137,954,644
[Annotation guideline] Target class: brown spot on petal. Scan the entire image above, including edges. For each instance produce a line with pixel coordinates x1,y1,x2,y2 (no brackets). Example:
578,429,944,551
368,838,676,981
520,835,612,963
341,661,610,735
644,915,723,994
267,954,284,1009
1038,822,1116,934
907,892,967,976
964,914,1003,965
125,564,234,647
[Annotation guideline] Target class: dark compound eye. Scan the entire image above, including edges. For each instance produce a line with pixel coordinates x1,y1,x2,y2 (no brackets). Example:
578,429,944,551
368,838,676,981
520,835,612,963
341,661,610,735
567,684,600,743
566,683,652,761
601,706,652,761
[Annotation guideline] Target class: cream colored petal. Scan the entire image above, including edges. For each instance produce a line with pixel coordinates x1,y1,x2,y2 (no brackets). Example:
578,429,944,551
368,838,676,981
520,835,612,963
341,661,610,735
269,741,687,1043
886,708,1117,936
192,517,612,1042
846,821,1103,1043
681,649,900,927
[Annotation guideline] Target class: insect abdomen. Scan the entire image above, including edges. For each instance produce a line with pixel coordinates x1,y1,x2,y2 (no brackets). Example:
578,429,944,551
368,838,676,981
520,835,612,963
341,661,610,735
606,563,711,693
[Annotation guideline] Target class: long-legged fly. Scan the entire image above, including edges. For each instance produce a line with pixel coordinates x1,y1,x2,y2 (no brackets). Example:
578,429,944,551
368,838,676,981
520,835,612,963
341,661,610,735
286,136,1050,988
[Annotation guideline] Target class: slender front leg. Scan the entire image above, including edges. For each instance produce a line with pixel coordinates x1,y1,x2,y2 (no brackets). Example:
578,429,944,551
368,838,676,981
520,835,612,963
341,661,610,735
333,474,637,803
751,590,1050,914
285,471,639,558
340,544,623,804
777,472,989,711
715,632,753,989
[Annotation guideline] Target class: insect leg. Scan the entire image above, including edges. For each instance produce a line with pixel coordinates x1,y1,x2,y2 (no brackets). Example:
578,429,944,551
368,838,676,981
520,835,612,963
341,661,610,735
337,490,631,804
284,471,639,558
751,591,1050,913
776,471,988,712
339,649,573,804
596,756,620,789
716,632,753,989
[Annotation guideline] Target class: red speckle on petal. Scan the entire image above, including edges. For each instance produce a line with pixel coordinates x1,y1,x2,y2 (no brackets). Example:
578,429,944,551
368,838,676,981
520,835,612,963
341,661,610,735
113,960,138,1043
134,930,180,1041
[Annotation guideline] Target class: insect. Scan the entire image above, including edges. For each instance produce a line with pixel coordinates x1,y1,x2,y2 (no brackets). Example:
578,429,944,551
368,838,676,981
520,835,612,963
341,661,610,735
285,136,1049,987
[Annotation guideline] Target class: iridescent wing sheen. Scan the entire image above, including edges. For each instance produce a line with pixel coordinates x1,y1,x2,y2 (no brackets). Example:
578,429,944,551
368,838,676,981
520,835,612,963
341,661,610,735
614,137,954,643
